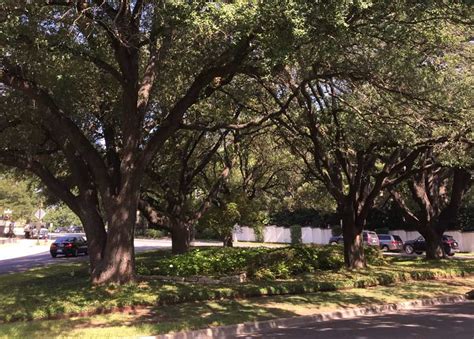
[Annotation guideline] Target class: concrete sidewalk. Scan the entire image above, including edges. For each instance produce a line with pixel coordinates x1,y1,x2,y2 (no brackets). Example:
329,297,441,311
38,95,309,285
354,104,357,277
0,238,52,260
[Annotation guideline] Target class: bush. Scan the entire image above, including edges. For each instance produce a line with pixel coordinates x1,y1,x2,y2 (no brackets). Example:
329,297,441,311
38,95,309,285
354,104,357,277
140,245,385,280
290,225,302,244
135,228,167,239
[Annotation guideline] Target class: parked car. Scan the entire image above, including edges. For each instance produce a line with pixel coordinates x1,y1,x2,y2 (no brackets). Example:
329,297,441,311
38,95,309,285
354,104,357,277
31,228,49,239
50,236,88,258
378,234,403,252
329,231,380,247
329,235,344,245
403,235,460,256
363,231,380,247
68,225,84,233
54,227,68,233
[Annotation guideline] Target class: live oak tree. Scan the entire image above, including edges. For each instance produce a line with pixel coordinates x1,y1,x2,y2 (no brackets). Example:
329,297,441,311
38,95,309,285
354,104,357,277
138,128,234,254
270,1,472,269
391,152,472,259
0,0,300,284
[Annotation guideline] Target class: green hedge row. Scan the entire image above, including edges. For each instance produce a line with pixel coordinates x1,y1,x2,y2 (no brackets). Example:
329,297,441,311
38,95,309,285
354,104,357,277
137,245,386,280
155,267,471,305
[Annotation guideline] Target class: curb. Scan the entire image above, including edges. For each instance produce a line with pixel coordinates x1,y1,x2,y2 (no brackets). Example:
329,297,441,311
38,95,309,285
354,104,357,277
152,294,468,339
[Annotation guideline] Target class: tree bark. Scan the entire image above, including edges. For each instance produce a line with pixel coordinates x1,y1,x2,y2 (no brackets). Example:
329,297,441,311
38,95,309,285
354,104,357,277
171,218,191,254
77,206,107,273
421,226,445,260
223,235,233,247
91,194,137,285
341,204,366,269
342,224,365,269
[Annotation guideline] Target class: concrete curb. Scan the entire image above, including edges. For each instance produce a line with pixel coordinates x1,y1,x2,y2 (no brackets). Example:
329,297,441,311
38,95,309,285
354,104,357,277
152,294,468,339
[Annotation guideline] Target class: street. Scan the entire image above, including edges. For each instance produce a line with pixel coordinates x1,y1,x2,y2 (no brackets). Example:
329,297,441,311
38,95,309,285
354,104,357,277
234,302,474,339
0,237,219,275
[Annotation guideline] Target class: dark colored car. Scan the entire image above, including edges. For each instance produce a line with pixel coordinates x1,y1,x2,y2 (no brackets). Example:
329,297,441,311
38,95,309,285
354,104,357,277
329,231,380,247
329,235,344,245
68,225,84,233
403,235,460,256
378,234,403,252
50,236,88,258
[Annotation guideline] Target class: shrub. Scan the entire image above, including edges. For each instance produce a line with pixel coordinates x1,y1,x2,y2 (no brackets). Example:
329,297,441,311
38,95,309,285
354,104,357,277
142,229,166,239
142,244,386,280
290,225,302,244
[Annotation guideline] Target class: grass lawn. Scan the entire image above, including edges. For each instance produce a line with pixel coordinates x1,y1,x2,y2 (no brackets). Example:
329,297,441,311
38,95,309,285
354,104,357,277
0,276,472,338
0,249,472,324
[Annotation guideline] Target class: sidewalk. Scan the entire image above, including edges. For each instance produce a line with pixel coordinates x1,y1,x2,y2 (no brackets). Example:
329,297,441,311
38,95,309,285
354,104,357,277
0,238,52,260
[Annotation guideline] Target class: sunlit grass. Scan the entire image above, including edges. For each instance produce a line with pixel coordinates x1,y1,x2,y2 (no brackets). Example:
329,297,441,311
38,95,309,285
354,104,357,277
0,277,472,338
0,251,471,324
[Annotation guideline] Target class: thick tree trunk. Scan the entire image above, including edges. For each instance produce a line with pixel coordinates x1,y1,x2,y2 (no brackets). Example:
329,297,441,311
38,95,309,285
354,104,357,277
342,225,365,269
422,226,445,260
341,204,366,269
171,219,191,254
78,207,107,273
91,196,137,285
223,235,233,247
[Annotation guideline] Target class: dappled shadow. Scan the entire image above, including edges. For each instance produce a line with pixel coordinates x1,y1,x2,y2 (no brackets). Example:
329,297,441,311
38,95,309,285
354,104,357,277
232,302,474,338
0,298,298,337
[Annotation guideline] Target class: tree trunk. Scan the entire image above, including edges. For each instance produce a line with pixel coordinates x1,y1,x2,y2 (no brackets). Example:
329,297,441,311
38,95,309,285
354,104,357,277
341,204,366,269
422,226,445,260
78,207,107,273
91,196,137,285
171,219,191,254
223,235,233,247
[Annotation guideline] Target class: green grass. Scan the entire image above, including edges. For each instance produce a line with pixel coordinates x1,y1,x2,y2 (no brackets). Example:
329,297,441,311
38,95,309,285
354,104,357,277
0,277,473,338
0,251,472,324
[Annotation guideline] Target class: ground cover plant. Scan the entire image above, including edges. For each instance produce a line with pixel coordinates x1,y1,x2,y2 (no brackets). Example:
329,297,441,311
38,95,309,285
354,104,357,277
0,277,473,338
136,245,386,279
0,246,472,323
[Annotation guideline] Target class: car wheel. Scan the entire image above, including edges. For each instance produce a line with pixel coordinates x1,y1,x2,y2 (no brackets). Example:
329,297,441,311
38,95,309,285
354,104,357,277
51,253,57,258
404,244,414,254
381,245,389,252
445,247,454,256
72,249,78,257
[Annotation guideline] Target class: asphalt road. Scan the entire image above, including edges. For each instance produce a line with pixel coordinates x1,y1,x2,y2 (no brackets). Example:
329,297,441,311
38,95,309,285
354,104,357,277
234,302,474,339
0,237,218,275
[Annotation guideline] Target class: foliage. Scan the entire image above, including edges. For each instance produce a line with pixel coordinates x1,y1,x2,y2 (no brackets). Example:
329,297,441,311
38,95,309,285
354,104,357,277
270,208,330,227
290,225,302,244
138,245,387,279
198,202,241,242
43,203,81,229
1,278,474,338
0,175,40,222
134,228,167,239
0,255,472,323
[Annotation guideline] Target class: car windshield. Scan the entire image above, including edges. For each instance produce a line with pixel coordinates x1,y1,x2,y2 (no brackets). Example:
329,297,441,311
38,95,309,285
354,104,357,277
443,235,453,240
393,236,402,241
55,237,77,243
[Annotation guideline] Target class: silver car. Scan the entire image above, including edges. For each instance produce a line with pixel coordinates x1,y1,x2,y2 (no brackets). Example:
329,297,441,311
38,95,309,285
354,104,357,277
378,234,403,252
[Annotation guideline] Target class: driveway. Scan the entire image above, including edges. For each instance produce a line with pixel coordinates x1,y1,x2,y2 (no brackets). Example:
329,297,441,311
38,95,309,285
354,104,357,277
233,301,474,339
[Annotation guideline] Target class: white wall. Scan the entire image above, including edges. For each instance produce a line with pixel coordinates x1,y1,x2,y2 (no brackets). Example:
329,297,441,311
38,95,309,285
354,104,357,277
234,226,474,251
234,226,332,244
